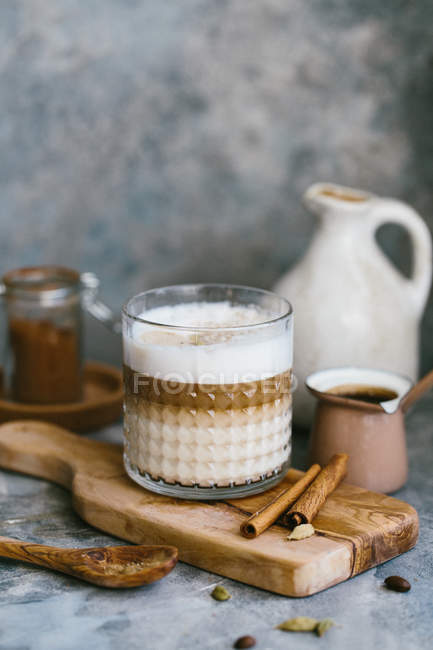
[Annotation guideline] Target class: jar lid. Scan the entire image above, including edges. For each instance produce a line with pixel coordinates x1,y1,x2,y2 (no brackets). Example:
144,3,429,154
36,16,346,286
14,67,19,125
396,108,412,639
2,266,81,302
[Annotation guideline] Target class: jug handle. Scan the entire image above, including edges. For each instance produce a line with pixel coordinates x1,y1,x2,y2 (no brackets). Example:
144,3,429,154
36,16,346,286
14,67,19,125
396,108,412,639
368,198,432,313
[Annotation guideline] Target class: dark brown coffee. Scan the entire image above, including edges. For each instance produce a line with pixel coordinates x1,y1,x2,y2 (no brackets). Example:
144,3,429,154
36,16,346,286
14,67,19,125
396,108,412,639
328,384,398,404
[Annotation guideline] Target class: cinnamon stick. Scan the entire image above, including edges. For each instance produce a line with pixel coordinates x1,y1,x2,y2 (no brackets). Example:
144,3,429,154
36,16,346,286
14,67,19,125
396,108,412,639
240,464,321,538
282,453,348,529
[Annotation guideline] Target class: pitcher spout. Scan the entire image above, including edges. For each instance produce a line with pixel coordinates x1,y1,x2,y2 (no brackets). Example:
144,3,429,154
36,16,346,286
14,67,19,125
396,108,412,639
303,182,373,216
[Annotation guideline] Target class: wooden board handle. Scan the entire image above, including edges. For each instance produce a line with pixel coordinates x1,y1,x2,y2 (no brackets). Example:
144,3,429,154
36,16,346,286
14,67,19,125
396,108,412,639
0,420,121,489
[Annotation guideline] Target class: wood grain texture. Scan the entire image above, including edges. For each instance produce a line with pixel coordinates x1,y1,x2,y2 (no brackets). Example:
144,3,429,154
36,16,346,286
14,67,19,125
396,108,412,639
0,362,123,432
402,368,433,412
0,421,419,597
0,536,178,588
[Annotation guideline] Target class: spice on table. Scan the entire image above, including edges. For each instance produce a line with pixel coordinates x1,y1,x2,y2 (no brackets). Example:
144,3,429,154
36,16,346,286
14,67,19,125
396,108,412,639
276,617,318,632
287,523,315,540
276,616,336,637
211,585,231,601
283,453,348,529
316,619,335,637
384,576,411,592
233,635,256,648
240,463,321,538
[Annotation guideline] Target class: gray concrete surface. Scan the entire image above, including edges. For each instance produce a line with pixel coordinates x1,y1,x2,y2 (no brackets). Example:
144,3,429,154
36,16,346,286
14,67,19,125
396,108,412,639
0,393,432,650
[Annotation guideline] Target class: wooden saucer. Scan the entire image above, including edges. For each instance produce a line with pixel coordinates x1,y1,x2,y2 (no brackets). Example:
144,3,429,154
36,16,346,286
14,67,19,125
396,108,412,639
0,362,123,432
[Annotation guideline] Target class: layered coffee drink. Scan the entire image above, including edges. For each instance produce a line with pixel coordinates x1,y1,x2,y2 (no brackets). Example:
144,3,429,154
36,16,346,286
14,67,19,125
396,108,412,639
123,286,293,499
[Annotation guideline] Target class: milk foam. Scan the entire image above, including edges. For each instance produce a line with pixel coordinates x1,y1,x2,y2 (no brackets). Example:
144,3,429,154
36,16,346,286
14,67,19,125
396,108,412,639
133,301,275,328
124,301,292,383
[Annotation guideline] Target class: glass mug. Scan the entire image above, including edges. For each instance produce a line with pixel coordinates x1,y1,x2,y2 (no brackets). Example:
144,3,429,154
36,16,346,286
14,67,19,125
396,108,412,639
122,284,294,499
0,266,119,404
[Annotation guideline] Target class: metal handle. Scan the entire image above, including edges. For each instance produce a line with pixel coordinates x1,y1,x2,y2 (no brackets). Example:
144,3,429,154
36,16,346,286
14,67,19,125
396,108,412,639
80,272,122,335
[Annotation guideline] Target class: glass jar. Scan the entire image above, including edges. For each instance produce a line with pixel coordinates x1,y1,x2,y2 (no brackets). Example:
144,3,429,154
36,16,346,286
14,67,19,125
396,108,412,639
0,266,120,404
1,266,83,404
123,284,294,499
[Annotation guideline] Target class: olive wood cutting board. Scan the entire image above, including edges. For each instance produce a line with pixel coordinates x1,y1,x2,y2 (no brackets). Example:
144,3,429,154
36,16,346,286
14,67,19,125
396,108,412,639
0,421,418,597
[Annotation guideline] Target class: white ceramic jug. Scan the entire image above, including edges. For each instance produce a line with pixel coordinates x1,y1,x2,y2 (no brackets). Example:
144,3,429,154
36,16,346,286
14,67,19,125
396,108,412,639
274,183,432,427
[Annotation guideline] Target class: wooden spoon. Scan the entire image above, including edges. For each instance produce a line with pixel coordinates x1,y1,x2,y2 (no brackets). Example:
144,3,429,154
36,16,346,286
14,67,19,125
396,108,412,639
0,536,178,588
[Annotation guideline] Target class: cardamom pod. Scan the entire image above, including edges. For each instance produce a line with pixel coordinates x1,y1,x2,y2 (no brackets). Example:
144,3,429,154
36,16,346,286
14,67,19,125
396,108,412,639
211,585,231,601
276,616,318,632
316,618,335,637
287,523,315,540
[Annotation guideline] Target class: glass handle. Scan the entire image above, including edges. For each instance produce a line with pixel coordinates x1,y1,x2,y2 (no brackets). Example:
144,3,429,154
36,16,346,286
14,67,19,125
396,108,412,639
80,272,122,335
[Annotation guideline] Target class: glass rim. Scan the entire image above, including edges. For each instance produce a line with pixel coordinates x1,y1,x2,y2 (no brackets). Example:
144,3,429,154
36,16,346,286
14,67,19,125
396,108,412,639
122,283,293,332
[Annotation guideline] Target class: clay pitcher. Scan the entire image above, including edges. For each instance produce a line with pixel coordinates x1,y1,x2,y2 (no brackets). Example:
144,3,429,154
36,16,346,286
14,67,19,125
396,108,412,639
274,183,432,427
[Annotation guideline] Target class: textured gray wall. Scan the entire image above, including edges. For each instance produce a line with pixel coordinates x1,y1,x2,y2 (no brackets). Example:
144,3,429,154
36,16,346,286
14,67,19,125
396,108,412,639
1,1,432,369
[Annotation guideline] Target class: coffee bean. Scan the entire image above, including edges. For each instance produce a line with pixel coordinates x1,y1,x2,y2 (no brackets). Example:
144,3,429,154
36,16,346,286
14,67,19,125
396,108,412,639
384,576,411,592
234,635,256,649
